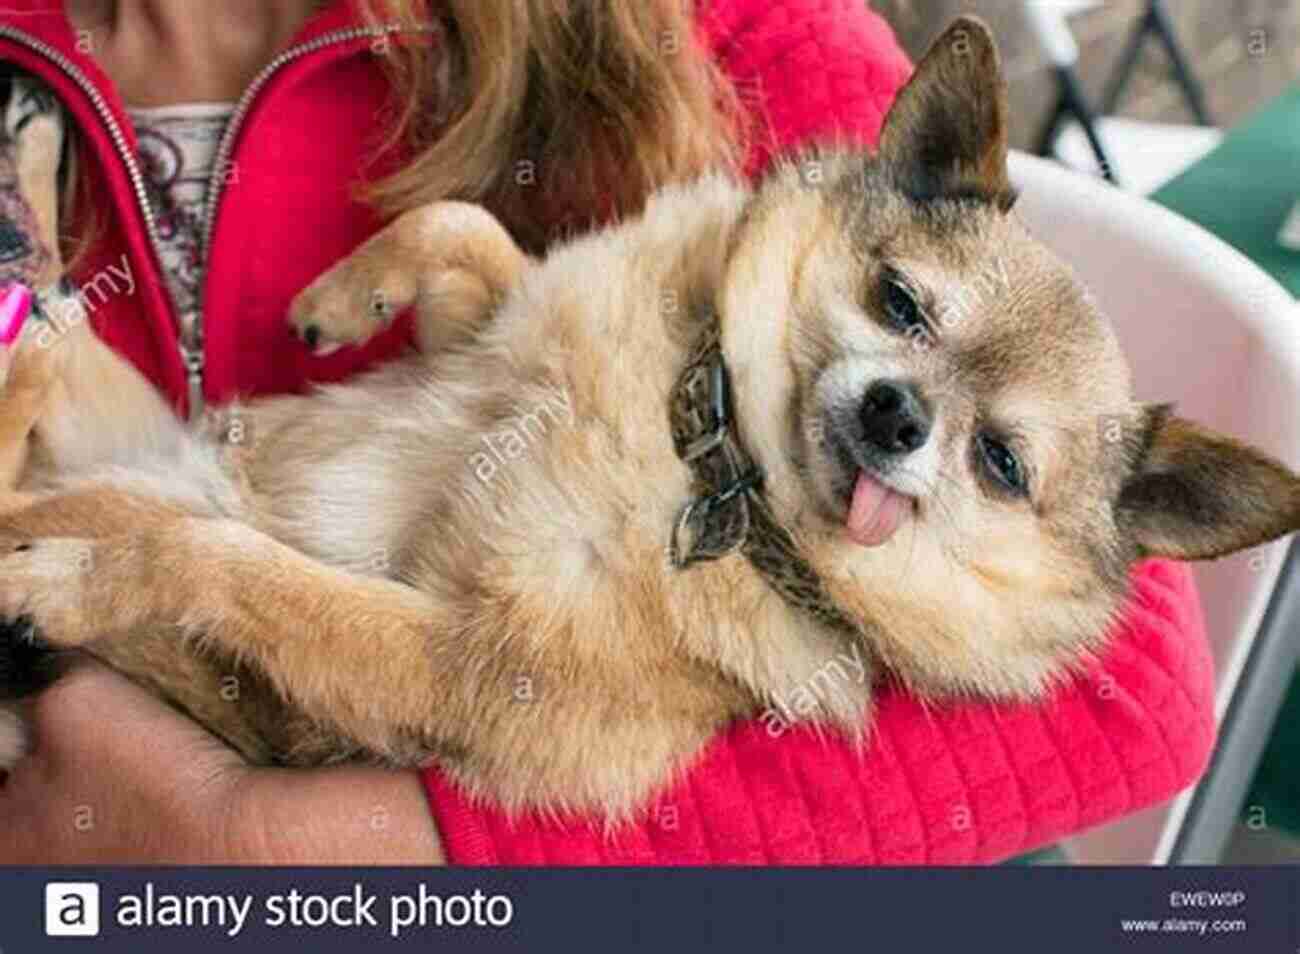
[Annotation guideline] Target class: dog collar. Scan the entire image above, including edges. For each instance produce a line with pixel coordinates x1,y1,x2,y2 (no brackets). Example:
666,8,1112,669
667,324,763,567
667,320,863,638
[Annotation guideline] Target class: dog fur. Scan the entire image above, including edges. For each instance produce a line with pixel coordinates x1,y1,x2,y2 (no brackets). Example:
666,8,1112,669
0,19,1298,822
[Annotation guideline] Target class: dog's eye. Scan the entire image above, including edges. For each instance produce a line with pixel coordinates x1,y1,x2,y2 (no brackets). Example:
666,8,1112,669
880,275,924,334
977,433,1028,497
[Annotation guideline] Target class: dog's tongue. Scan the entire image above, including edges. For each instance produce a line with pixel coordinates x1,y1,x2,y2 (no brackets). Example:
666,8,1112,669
846,472,909,547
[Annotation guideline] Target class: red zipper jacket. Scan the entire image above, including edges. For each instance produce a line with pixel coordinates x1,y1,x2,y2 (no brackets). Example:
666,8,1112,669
0,0,1216,864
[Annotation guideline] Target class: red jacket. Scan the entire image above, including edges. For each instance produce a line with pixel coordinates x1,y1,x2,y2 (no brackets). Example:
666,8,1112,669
0,0,1216,864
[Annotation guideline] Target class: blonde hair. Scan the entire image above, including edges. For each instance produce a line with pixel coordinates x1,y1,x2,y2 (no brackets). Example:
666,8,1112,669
63,0,744,265
357,0,745,251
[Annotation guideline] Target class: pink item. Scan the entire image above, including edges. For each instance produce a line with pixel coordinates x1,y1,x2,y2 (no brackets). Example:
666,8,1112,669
426,558,1214,864
0,283,33,347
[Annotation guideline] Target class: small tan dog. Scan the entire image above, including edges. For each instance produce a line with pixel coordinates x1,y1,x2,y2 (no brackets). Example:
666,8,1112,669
1,19,1298,821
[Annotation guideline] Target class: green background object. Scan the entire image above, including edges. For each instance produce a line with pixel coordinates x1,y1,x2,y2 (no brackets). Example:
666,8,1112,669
1152,83,1300,837
1153,83,1300,297
1244,670,1300,834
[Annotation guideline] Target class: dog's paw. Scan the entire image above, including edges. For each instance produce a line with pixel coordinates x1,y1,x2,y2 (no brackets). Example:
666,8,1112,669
4,73,64,205
0,72,65,289
287,202,520,357
4,74,62,144
0,614,61,701
288,260,412,358
0,539,96,648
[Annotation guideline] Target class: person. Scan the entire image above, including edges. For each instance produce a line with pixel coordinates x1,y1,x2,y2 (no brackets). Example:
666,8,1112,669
0,0,1216,864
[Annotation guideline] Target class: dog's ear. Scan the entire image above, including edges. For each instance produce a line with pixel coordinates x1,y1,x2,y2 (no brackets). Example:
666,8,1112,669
876,16,1015,211
1116,404,1300,560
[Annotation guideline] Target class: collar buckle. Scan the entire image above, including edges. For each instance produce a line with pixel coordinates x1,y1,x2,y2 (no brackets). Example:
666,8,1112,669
666,319,865,639
669,467,762,568
669,336,763,568
674,357,730,462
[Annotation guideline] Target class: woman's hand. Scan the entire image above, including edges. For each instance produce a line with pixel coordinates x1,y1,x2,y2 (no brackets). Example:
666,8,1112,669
0,660,444,864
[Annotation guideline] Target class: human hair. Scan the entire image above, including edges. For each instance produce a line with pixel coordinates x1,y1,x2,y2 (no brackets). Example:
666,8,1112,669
57,1,745,267
356,0,745,251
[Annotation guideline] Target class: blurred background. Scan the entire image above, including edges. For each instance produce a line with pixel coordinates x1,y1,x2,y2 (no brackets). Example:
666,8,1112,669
872,0,1299,192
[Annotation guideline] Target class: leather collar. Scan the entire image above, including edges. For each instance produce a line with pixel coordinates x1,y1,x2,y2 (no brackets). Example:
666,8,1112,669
668,324,762,567
667,316,864,638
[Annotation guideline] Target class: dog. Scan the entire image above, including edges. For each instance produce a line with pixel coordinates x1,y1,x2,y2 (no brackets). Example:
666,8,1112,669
0,17,1297,822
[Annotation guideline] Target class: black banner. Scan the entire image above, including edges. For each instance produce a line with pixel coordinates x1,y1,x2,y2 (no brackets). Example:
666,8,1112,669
2,866,1295,952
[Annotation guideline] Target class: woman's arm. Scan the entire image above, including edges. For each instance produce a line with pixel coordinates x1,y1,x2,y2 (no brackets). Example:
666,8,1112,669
421,558,1216,864
0,661,442,864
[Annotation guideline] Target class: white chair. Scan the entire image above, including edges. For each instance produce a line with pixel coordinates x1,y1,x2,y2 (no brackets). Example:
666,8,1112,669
1008,151,1300,864
1023,0,1216,191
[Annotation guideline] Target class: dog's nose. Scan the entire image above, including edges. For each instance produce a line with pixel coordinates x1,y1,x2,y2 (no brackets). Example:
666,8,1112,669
860,379,931,455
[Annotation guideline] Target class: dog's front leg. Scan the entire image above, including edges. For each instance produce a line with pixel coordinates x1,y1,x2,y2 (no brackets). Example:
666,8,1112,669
0,518,450,760
0,72,69,483
288,201,531,358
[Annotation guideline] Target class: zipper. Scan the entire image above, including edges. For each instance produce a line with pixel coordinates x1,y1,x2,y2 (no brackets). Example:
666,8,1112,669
0,21,433,421
0,28,162,250
0,24,188,410
200,25,432,260
197,23,433,422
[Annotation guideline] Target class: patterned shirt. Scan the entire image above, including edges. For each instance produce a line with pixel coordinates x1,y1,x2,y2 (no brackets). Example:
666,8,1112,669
127,102,235,339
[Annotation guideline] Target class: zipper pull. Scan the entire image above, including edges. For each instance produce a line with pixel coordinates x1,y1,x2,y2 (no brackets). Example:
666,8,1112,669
181,342,205,422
